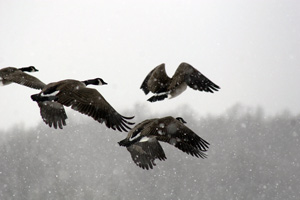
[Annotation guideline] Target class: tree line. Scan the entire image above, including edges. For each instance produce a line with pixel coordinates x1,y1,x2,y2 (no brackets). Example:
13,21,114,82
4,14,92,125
0,104,299,200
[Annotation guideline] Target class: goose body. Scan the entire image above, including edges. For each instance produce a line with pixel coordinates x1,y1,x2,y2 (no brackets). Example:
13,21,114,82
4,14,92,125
118,116,209,170
31,78,134,131
0,66,45,89
140,62,220,102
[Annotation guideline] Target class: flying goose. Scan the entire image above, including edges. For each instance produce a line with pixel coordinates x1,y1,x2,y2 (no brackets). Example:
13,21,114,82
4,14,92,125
31,78,135,131
118,116,209,170
0,66,45,89
140,62,220,102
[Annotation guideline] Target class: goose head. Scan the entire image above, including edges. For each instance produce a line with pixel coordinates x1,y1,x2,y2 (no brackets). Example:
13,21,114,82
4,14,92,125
82,78,107,86
176,117,187,124
20,66,39,72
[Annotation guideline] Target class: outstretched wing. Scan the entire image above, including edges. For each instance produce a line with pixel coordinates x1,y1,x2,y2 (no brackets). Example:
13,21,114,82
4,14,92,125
37,101,67,129
126,137,166,170
5,71,46,89
177,62,220,93
154,116,210,156
57,87,134,132
140,63,171,94
173,142,208,158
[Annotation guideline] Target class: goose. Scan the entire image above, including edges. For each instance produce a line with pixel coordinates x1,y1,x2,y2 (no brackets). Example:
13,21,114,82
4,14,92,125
118,116,209,170
140,62,220,102
0,66,45,89
31,78,134,131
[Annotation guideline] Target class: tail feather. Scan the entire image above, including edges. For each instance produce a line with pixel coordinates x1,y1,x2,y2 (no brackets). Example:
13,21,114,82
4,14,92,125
147,93,168,102
31,94,57,102
37,101,67,129
118,138,131,147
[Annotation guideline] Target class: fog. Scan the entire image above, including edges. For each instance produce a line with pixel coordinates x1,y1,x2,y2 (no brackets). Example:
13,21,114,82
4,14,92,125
0,104,299,199
1,0,300,130
1,1,300,199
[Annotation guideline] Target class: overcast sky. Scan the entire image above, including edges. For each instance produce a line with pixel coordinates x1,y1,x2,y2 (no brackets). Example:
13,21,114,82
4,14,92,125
1,0,300,131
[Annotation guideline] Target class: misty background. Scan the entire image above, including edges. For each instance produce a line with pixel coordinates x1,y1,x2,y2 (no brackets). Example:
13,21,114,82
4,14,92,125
1,0,300,199
0,105,299,199
1,0,300,130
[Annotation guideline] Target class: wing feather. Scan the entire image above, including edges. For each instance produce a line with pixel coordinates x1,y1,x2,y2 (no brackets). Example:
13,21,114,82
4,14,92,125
177,62,220,93
155,116,210,152
37,101,67,129
140,63,171,94
57,87,134,132
5,71,46,89
126,138,166,170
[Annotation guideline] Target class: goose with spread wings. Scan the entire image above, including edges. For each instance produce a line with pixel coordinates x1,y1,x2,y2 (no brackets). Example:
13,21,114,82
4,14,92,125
118,116,209,170
0,66,45,89
31,78,134,131
140,62,220,102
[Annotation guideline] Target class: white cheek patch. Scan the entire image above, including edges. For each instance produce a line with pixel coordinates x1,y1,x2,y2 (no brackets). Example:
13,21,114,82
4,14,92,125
0,77,3,86
41,90,59,97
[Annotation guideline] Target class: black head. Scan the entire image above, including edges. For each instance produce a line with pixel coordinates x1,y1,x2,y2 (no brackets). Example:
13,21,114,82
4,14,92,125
83,78,108,86
96,78,107,85
176,117,187,124
20,66,39,72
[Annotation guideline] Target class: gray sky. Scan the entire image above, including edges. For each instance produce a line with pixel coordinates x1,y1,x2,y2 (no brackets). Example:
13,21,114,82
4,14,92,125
1,0,300,131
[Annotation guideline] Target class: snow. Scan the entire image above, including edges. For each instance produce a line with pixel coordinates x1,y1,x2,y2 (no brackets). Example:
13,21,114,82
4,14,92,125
0,105,299,199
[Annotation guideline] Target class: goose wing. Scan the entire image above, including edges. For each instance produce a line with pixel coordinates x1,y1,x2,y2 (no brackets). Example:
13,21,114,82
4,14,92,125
154,116,210,158
127,137,166,170
37,101,67,129
176,62,220,93
140,63,171,94
5,71,46,89
56,86,134,132
127,119,154,140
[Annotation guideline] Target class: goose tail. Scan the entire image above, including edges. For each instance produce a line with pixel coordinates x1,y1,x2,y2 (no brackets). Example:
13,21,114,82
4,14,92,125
147,93,168,102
